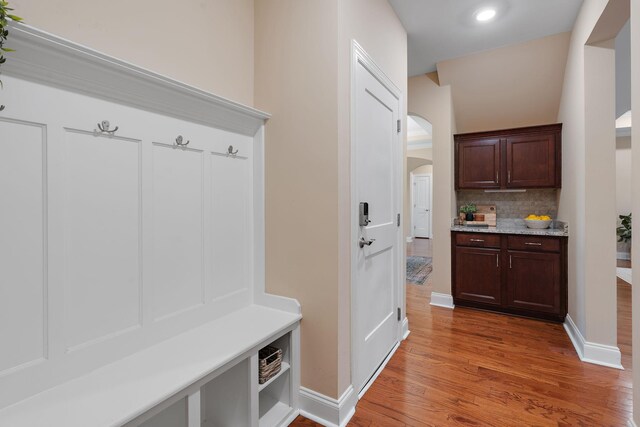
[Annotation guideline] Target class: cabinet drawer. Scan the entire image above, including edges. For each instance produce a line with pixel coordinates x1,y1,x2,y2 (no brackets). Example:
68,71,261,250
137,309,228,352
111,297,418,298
455,233,501,248
507,235,560,252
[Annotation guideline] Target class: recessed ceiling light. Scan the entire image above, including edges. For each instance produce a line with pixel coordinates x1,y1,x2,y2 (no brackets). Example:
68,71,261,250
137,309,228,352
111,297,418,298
476,8,497,22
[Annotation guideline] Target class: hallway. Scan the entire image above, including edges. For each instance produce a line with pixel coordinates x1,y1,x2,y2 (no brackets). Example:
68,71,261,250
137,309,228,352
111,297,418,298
292,239,632,426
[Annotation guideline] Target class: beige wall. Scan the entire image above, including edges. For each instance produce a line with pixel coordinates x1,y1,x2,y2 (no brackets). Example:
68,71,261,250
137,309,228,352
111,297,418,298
437,32,571,134
412,164,433,175
556,0,622,348
256,0,406,399
408,74,456,297
11,0,255,106
254,0,340,398
408,147,433,161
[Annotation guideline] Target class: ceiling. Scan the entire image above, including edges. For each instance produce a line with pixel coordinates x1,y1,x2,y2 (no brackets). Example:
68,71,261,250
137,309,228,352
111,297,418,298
407,115,432,149
389,0,584,76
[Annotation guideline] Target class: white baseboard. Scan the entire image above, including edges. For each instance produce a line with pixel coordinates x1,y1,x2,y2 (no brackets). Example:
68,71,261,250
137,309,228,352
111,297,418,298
563,314,623,370
628,418,638,427
402,317,410,340
430,292,454,309
617,252,631,260
299,384,356,427
406,236,414,243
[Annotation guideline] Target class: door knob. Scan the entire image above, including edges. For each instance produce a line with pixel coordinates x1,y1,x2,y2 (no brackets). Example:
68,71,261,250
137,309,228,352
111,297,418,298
359,237,376,248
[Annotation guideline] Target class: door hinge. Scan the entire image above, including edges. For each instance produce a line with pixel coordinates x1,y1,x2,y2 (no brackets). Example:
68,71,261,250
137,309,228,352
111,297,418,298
397,213,401,227
397,307,401,321
397,119,401,133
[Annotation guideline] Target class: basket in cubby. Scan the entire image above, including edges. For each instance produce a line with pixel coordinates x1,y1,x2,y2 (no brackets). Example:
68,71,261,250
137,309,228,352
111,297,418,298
258,345,283,384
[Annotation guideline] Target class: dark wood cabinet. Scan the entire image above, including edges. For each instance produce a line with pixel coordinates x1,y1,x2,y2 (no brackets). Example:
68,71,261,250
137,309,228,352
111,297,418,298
455,247,502,305
506,251,561,314
455,124,562,190
457,138,501,189
452,231,567,322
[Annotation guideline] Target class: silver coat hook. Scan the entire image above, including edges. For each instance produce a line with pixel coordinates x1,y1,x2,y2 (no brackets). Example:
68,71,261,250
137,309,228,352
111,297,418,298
228,145,239,156
96,120,119,135
175,135,190,147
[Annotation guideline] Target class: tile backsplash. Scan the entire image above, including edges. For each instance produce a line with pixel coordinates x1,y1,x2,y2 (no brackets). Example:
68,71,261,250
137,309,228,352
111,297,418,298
457,189,558,219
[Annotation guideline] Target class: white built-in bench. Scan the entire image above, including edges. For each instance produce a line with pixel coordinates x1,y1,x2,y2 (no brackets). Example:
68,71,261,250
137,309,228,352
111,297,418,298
0,305,301,427
0,23,300,427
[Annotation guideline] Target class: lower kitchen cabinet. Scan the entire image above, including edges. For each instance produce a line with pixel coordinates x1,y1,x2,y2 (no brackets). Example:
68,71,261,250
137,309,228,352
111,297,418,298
506,250,561,314
451,232,567,322
454,247,502,306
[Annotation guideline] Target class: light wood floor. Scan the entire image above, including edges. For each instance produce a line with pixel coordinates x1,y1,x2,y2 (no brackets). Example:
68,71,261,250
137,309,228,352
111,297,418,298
291,239,632,426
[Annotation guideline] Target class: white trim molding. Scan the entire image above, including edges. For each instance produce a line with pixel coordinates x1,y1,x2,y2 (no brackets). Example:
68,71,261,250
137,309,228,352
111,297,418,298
4,22,269,136
563,315,623,370
430,292,454,309
299,385,357,427
628,418,638,427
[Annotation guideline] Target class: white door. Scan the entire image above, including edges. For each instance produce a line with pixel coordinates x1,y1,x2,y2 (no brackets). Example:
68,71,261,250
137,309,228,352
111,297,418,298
352,45,401,394
412,174,431,238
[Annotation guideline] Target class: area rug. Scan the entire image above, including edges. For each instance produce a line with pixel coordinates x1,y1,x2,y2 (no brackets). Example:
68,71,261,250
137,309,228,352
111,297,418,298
617,267,632,285
407,256,432,285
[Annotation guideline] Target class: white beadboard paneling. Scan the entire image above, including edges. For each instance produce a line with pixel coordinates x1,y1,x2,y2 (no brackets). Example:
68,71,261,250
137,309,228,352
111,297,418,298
152,143,205,321
0,118,47,374
211,154,250,300
63,129,142,351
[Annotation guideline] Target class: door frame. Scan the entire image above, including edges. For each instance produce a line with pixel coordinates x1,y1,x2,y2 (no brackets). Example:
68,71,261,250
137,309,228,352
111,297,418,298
410,172,433,239
350,40,405,397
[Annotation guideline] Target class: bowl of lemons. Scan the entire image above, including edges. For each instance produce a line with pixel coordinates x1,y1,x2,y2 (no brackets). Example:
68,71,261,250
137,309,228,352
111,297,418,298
524,214,552,229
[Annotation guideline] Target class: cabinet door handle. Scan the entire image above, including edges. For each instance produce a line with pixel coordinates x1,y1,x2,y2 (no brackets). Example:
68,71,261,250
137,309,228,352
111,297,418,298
470,239,484,242
509,255,512,269
508,170,511,183
525,242,542,246
496,171,499,183
496,254,499,268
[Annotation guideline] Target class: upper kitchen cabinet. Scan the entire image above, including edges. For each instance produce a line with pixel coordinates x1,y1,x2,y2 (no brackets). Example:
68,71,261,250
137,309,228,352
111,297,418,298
455,124,562,190
456,137,502,189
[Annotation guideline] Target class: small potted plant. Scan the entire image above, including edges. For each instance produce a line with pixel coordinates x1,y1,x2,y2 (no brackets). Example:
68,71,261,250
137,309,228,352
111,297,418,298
617,213,632,257
460,203,477,222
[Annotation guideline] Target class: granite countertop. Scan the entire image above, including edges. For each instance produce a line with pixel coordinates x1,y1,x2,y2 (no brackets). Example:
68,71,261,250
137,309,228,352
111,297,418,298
450,219,569,237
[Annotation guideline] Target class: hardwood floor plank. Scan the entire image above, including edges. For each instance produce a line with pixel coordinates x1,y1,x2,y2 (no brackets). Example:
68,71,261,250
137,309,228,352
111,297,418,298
290,241,632,426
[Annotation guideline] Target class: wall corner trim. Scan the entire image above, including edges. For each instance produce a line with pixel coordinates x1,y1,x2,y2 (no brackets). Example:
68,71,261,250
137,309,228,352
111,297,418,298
299,385,357,427
563,314,624,370
430,292,455,309
402,317,410,340
628,419,638,427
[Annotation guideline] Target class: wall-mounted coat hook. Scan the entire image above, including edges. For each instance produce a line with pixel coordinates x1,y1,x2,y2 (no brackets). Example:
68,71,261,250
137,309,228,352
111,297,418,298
0,105,5,112
175,135,190,147
96,120,119,135
227,145,239,156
